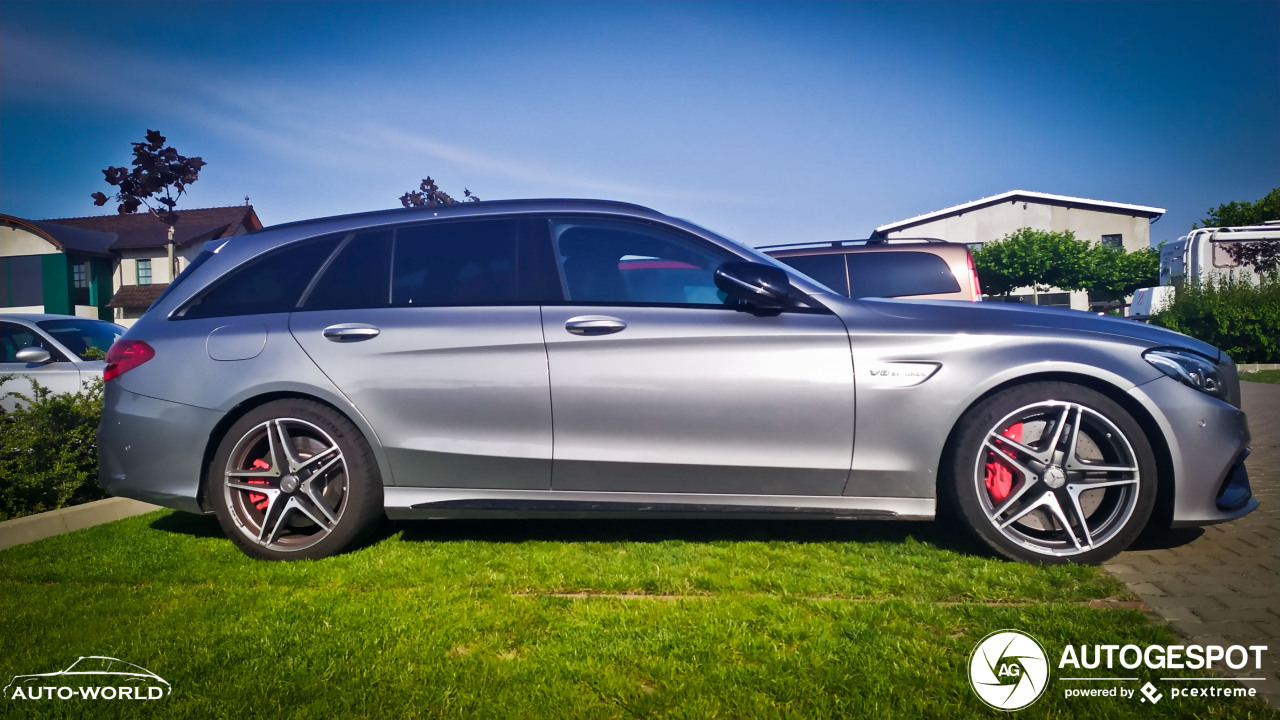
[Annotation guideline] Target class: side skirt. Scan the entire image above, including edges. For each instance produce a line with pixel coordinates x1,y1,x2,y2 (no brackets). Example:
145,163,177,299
383,487,935,521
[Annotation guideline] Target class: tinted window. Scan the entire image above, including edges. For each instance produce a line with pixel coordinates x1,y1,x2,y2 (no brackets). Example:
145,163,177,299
303,231,393,310
846,252,961,298
36,319,124,359
391,219,548,307
775,254,848,295
180,235,341,319
551,218,732,306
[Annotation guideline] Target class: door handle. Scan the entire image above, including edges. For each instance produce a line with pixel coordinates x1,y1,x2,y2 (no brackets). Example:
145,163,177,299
323,323,380,342
564,315,627,336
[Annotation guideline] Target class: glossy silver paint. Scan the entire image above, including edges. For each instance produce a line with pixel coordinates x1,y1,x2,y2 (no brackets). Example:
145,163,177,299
98,199,1255,539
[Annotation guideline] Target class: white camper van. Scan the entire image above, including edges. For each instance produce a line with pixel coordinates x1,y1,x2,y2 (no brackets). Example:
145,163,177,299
1130,220,1278,320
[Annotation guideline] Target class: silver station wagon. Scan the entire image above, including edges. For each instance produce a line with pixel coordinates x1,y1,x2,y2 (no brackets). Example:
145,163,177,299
98,200,1256,562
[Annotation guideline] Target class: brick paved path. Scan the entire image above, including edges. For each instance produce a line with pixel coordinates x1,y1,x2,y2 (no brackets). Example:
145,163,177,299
1106,381,1279,708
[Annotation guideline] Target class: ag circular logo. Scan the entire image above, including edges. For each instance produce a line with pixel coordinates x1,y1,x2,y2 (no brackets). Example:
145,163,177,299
969,629,1050,711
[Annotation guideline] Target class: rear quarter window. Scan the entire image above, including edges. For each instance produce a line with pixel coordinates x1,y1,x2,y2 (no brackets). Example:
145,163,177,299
845,251,961,298
178,235,342,319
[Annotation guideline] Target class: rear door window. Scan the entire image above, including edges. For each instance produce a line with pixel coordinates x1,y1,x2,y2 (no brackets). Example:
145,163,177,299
389,218,554,307
845,251,960,298
302,231,394,311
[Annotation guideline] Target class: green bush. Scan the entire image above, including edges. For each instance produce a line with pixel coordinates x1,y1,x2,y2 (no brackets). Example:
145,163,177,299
0,376,105,521
1150,273,1280,363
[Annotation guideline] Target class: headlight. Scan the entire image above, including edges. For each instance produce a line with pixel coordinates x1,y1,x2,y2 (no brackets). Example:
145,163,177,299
1144,348,1227,400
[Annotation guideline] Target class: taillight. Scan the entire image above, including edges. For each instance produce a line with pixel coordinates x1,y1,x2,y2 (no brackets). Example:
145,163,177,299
967,253,983,301
103,339,155,381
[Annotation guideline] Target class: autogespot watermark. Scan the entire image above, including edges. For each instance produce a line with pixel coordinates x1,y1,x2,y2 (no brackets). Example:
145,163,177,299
3,656,170,702
968,630,1270,711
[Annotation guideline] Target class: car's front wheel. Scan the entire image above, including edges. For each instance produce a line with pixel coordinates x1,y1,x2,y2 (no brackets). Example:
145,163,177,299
945,382,1157,564
208,399,383,560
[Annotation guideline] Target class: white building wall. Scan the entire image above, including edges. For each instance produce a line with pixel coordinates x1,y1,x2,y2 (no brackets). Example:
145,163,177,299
1,226,58,256
884,201,1155,310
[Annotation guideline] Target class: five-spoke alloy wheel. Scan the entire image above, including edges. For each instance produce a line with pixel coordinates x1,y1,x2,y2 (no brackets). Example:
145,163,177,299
947,382,1157,564
209,399,383,561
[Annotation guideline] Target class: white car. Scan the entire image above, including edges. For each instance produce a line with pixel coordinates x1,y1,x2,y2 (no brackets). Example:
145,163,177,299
0,313,125,409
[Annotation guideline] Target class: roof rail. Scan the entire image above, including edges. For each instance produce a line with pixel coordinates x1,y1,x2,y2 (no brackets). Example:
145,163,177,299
756,237,951,251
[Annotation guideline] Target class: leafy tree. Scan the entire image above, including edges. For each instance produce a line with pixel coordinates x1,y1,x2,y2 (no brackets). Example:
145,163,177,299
971,228,1093,301
1195,187,1280,273
399,177,480,207
1196,187,1279,228
1151,273,1279,363
1085,245,1161,303
91,129,206,226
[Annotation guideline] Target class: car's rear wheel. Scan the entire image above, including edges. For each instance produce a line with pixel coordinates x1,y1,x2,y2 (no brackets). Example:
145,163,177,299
945,382,1156,564
208,399,383,560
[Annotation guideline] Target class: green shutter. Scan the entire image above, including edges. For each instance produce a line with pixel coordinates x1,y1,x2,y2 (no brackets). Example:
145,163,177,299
41,254,72,315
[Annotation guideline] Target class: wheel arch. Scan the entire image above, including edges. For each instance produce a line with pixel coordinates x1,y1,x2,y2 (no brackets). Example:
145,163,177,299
935,370,1174,528
197,391,390,512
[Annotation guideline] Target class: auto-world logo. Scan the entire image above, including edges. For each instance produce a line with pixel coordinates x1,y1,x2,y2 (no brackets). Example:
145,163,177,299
969,630,1050,711
3,657,170,701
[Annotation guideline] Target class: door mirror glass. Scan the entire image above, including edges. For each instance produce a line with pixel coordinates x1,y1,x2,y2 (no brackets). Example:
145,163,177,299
15,346,52,364
713,261,792,309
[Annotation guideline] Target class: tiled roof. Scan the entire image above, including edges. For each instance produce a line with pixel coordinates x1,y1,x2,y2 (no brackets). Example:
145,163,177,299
106,283,169,309
40,206,262,251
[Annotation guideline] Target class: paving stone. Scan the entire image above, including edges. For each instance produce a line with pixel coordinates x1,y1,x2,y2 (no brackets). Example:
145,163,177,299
1108,382,1280,710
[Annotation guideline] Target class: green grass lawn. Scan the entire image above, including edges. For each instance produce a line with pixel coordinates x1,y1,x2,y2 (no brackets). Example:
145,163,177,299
1240,369,1280,384
1,512,1275,719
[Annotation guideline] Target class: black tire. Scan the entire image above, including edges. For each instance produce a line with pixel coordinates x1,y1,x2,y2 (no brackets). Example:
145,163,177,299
207,399,383,561
944,382,1157,564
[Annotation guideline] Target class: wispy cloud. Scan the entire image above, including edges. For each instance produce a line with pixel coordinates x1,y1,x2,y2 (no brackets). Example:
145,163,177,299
2,30,742,206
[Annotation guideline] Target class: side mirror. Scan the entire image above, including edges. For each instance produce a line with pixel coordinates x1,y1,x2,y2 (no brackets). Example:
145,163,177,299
714,261,792,309
15,347,53,364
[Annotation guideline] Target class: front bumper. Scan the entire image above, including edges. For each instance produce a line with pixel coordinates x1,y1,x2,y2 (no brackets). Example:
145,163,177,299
98,383,225,514
1130,376,1257,527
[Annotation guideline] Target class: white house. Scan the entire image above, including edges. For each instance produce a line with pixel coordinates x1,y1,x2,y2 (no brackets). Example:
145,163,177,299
871,190,1166,310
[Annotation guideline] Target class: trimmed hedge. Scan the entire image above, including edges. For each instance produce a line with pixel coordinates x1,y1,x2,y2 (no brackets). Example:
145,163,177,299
1150,273,1280,364
0,376,105,521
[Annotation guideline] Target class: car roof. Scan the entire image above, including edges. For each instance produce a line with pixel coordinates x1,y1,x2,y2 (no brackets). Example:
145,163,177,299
257,198,668,235
0,313,114,323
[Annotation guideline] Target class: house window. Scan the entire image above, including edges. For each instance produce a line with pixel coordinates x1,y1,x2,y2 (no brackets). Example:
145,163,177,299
136,259,152,285
1100,234,1123,248
71,262,91,305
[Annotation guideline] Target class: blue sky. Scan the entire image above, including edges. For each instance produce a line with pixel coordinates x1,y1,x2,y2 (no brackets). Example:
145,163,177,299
1,1,1276,247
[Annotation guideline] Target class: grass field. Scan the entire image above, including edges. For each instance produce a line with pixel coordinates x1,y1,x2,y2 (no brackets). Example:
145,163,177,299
1,512,1275,719
1241,370,1280,384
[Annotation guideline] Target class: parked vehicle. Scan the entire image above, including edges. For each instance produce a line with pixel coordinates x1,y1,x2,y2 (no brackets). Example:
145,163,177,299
762,238,982,301
1128,286,1175,322
98,200,1255,564
0,314,124,408
1158,221,1279,286
1129,222,1279,321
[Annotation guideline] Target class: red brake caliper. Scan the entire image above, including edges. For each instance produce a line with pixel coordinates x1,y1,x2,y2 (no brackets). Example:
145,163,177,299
984,423,1023,503
247,458,271,510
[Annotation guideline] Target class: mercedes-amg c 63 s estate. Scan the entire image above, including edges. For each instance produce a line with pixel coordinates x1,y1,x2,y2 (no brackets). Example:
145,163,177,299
97,200,1256,562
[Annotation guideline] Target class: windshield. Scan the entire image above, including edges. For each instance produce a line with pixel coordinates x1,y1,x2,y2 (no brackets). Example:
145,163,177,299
36,319,125,360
